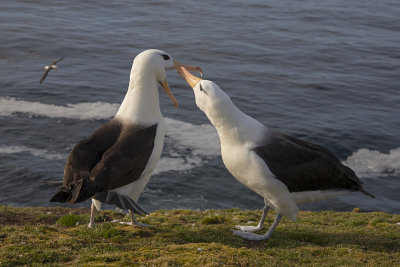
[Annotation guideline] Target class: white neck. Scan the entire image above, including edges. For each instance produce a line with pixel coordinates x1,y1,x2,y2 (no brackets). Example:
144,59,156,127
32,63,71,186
115,64,162,124
207,98,267,146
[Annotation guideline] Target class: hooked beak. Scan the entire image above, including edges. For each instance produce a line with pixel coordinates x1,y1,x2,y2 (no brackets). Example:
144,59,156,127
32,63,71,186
175,61,203,88
161,61,203,108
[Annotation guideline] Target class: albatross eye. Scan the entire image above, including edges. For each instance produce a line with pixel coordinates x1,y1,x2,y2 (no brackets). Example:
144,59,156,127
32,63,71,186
199,84,208,95
160,54,170,60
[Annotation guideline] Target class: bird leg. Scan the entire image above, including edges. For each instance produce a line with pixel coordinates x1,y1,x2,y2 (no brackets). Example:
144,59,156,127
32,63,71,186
235,205,270,232
233,214,282,241
128,209,151,227
88,202,97,228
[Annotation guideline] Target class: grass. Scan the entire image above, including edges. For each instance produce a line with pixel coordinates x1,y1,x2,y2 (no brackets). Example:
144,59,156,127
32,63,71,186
0,205,399,266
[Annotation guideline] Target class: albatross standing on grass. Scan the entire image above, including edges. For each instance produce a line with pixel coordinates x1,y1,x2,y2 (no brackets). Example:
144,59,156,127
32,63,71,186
177,66,374,241
50,49,201,228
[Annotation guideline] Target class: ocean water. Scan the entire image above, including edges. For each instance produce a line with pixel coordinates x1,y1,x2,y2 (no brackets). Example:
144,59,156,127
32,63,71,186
0,0,399,213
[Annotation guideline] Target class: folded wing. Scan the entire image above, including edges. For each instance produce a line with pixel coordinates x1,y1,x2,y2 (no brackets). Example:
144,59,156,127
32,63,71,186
50,119,158,203
253,132,373,197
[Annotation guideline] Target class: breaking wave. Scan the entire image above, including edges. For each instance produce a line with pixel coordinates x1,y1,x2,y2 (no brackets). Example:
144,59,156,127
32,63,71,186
343,147,400,178
0,97,220,174
0,97,119,120
0,145,65,160
1,97,398,178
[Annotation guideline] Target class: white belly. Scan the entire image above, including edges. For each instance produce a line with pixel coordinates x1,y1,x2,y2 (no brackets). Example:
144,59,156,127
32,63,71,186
221,142,299,221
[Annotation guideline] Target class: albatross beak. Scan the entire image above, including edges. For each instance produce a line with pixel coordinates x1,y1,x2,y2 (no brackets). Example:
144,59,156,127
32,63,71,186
161,61,202,108
174,61,203,88
160,79,179,108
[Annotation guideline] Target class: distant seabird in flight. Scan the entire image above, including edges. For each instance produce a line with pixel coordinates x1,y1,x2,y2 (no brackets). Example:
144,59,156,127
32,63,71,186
40,57,64,83
177,66,374,241
50,49,201,228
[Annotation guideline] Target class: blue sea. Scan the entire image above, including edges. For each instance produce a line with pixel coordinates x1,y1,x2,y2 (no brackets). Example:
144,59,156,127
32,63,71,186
0,0,399,213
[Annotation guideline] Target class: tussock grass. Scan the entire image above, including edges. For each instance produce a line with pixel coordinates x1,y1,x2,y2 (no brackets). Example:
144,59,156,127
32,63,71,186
0,205,399,266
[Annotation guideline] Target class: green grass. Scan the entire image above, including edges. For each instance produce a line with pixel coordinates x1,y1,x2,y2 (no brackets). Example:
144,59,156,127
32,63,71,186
0,205,399,266
57,214,89,227
201,215,225,225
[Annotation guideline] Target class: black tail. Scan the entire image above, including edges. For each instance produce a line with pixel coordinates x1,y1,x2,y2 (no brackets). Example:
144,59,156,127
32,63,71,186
94,191,148,215
50,180,96,203
50,190,71,203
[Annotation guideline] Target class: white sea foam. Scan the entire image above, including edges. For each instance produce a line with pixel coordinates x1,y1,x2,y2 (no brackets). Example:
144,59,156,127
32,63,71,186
153,157,203,175
165,118,220,157
6,98,398,179
0,98,220,157
0,145,65,160
0,98,220,173
0,97,118,120
343,148,400,178
0,144,205,175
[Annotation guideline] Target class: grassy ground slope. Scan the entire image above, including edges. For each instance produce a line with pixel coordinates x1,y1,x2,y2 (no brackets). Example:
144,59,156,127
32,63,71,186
0,205,399,266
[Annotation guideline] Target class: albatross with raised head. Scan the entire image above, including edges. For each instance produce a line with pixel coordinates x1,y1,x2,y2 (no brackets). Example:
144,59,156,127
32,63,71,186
177,66,374,241
50,49,201,228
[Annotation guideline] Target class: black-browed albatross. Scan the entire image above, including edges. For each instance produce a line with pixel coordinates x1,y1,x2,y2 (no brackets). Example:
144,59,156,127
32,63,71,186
177,66,374,241
50,49,201,228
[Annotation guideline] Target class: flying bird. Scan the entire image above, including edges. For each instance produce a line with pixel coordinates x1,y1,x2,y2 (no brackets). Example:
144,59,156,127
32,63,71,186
177,66,374,241
40,57,64,83
50,49,201,228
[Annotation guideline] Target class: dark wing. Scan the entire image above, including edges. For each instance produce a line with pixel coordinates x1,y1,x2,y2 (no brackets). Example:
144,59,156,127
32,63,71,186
52,57,64,65
51,119,122,203
88,124,158,191
253,132,373,196
50,121,158,204
39,69,50,83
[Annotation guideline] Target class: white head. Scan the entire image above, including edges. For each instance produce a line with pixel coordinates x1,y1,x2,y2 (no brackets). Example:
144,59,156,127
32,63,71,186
176,66,230,119
176,66,269,147
129,49,203,108
131,49,177,107
133,49,174,81
192,80,231,117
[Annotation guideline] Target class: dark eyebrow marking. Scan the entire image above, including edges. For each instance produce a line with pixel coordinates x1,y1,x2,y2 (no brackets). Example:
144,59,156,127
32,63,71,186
160,54,170,60
199,83,208,95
